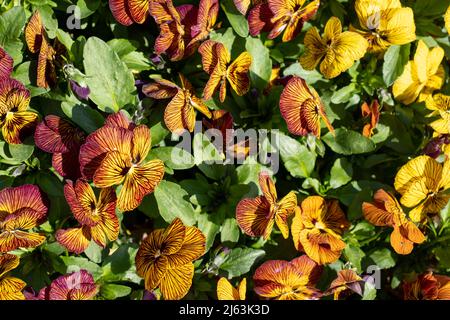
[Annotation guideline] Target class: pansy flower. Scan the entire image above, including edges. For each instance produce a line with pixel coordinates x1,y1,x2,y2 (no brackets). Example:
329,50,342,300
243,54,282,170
362,189,425,255
0,47,13,80
34,115,85,179
187,0,220,54
0,78,38,144
393,40,445,105
25,11,64,89
425,94,450,135
291,196,350,265
279,76,334,138
0,185,48,253
37,270,98,300
361,100,380,138
324,269,364,300
234,0,264,15
248,0,320,42
394,155,450,222
236,171,297,239
135,218,206,300
352,0,416,52
0,254,26,300
198,40,252,103
217,277,246,300
149,0,198,61
143,73,212,133
56,180,119,254
79,111,165,212
109,0,151,26
300,16,368,79
253,255,322,300
403,272,450,300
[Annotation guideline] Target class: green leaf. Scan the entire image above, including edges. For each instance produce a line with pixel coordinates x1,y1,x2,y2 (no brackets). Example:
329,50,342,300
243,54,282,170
148,147,195,170
330,158,353,189
154,180,197,225
331,83,358,104
100,284,131,299
434,246,450,269
219,247,265,278
83,37,136,112
76,0,101,19
367,248,396,269
362,281,377,300
102,244,138,282
382,44,410,86
220,218,240,244
7,142,34,163
196,212,221,251
278,132,316,178
60,256,103,280
85,241,103,263
343,242,365,272
0,6,26,65
221,0,249,37
323,128,376,155
61,99,104,133
245,36,272,91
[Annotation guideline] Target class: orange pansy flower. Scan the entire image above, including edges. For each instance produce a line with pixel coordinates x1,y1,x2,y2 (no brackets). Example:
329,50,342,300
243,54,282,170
217,277,246,300
56,180,119,254
198,40,252,102
279,76,334,138
187,0,220,54
135,218,206,300
0,46,13,80
361,100,380,138
248,0,320,42
25,11,64,89
79,111,165,212
253,255,322,300
403,272,450,300
236,171,297,240
109,0,151,26
0,254,26,300
143,74,212,133
0,78,38,144
234,0,264,15
362,189,425,255
0,185,48,253
291,196,350,265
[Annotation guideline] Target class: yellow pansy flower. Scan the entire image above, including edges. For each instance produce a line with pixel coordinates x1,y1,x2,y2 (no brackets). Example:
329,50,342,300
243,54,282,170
393,40,445,105
394,155,450,222
352,0,416,52
300,16,368,79
425,94,450,135
445,6,450,35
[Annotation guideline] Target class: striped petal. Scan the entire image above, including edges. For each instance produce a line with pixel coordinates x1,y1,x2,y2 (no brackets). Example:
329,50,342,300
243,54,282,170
159,263,194,300
64,180,99,226
248,3,275,37
167,225,206,268
116,159,165,212
93,151,130,188
362,189,396,227
0,47,13,79
109,0,134,26
236,196,273,239
55,227,91,254
142,79,179,99
299,229,345,265
275,191,297,239
25,11,45,54
198,40,229,74
217,277,242,300
0,230,46,253
164,90,192,133
2,111,38,144
48,270,98,300
104,111,135,130
2,208,45,231
128,0,151,24
135,229,166,278
0,184,48,217
52,151,82,179
227,51,251,97
162,218,186,256
0,253,19,278
131,125,152,164
0,277,26,300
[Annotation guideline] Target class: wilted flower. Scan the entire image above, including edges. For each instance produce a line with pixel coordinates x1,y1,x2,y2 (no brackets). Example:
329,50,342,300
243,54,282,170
217,277,246,300
236,171,297,239
279,76,334,138
135,218,206,300
291,196,350,265
248,0,320,42
300,16,368,79
425,94,450,135
34,115,85,179
143,73,212,133
393,40,445,105
394,155,450,222
56,180,119,254
109,0,151,25
0,185,48,253
324,269,364,300
0,47,13,80
352,0,416,52
0,254,26,300
25,11,64,88
403,272,450,300
38,270,98,300
198,40,252,102
362,189,425,255
253,255,322,300
79,111,165,212
361,100,380,138
0,78,38,144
